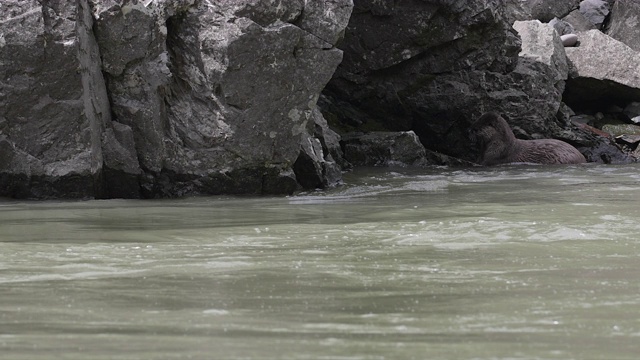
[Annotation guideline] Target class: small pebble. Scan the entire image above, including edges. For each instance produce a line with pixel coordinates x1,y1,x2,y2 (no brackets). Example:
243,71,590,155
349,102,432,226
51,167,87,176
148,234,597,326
561,34,578,47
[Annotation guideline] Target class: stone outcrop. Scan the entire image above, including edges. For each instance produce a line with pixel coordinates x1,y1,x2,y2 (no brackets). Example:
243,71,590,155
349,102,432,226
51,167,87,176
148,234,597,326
2,0,640,199
0,0,353,199
554,0,614,33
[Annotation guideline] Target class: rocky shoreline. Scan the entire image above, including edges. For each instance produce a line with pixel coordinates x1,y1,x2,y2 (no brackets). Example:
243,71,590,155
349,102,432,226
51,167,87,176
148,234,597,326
1,0,639,199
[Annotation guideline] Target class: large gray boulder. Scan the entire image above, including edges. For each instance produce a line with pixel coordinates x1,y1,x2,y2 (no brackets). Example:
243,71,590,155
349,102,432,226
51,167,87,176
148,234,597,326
323,0,522,161
515,0,610,35
0,0,353,199
514,20,568,83
564,30,640,109
606,0,640,52
96,0,353,197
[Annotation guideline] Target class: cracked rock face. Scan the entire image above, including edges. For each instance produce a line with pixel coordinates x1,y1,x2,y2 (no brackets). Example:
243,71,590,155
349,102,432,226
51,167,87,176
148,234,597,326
0,0,352,199
0,0,96,199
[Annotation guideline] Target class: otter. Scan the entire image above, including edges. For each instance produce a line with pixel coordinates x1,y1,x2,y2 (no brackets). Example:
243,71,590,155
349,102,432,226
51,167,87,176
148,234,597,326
469,112,586,166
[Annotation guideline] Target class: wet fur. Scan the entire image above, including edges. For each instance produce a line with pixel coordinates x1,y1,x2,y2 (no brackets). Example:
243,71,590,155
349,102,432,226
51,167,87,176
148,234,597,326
469,112,586,166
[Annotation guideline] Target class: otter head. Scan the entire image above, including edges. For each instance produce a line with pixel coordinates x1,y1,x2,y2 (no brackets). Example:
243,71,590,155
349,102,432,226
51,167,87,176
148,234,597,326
468,112,517,165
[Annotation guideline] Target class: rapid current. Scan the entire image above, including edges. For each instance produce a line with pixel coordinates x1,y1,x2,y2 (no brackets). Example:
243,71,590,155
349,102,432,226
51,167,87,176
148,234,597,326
2,164,640,359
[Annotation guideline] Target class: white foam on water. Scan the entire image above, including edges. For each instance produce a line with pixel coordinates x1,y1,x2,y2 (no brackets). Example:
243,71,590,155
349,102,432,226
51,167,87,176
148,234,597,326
202,309,229,315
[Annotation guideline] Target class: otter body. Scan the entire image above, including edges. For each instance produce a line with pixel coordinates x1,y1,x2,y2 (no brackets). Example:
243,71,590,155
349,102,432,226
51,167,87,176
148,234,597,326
469,112,586,166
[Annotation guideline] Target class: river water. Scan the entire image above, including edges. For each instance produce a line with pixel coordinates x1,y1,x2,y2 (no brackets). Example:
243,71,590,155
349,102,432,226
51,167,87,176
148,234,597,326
1,164,640,359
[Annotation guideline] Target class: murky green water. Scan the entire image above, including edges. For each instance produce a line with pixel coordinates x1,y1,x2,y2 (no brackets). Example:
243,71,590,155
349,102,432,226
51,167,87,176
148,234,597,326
2,164,640,359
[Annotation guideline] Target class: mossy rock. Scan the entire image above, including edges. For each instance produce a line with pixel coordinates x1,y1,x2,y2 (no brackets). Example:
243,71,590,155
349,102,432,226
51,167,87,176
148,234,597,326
601,124,640,137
